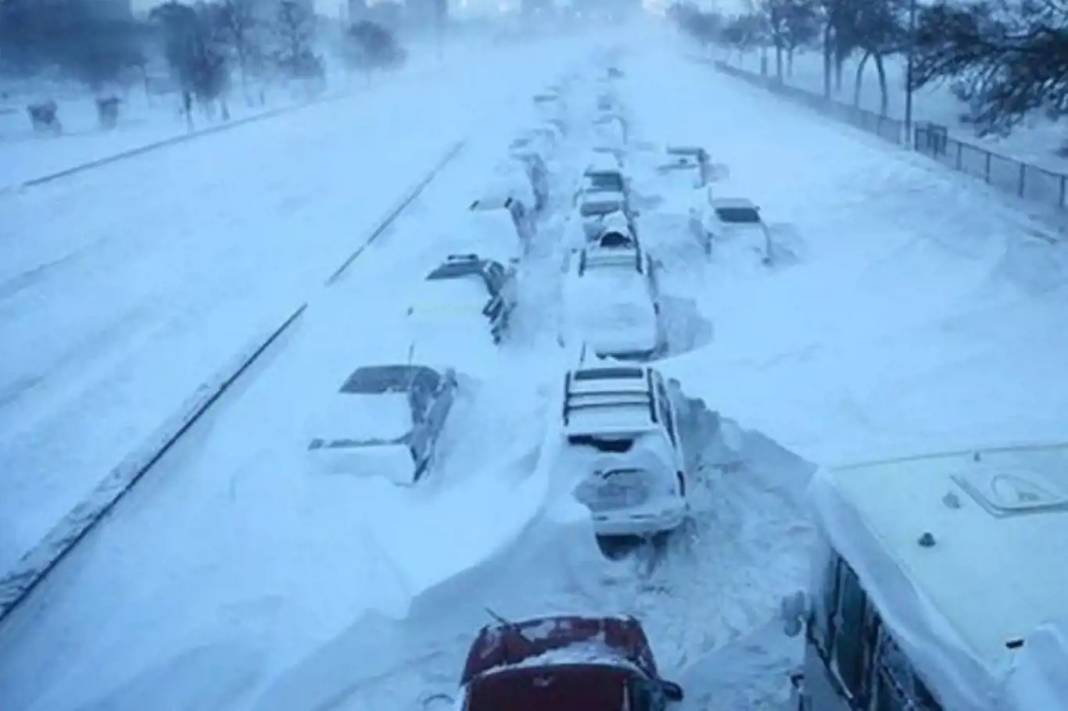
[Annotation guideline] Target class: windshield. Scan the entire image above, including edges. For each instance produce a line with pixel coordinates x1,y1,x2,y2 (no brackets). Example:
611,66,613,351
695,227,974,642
716,206,761,223
587,172,625,192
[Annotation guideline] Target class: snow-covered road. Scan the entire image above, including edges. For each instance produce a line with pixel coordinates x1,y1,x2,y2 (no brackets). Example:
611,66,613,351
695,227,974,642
0,36,589,576
2,26,1067,711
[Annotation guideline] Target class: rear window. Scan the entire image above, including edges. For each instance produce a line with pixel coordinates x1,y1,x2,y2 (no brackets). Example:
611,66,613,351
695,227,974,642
588,173,624,192
573,368,644,381
715,207,760,224
567,435,636,453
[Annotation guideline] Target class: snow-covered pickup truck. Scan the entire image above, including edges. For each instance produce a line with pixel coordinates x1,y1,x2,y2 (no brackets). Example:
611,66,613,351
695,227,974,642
694,196,771,262
417,254,517,344
564,242,661,360
308,365,456,485
560,366,689,538
456,615,684,711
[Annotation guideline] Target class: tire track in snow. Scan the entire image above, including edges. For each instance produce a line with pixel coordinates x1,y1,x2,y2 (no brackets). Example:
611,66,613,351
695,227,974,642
0,140,469,625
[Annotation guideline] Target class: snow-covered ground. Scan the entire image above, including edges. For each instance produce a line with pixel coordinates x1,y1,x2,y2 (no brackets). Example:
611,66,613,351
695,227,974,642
0,37,506,189
0,35,590,577
721,48,1068,175
2,22,1068,711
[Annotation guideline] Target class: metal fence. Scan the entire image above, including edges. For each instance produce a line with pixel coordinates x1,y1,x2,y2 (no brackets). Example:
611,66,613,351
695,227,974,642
715,60,1068,213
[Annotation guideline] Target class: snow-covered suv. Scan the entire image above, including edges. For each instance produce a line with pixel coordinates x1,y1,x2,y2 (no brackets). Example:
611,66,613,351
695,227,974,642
696,196,771,261
469,196,535,259
308,365,456,485
457,615,684,711
565,243,661,360
561,366,689,537
420,254,517,344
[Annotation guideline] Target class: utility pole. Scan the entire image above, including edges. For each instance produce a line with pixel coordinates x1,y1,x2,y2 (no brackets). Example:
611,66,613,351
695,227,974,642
904,0,917,146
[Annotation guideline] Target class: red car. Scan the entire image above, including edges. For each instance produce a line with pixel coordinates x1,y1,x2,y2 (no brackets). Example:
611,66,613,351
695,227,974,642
457,615,684,710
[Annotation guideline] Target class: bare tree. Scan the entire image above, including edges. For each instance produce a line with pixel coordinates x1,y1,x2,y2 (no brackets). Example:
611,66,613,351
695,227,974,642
273,0,322,83
912,0,1068,136
216,0,260,101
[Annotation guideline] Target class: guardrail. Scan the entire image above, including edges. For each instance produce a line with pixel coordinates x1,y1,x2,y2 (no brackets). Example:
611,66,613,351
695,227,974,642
713,60,1068,214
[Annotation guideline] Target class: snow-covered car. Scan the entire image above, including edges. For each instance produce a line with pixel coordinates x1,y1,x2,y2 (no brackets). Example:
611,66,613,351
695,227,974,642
469,196,535,257
533,91,566,121
491,161,542,217
508,149,550,213
561,366,688,537
457,615,684,710
566,243,660,360
782,441,1068,711
696,197,771,261
594,112,628,147
420,254,517,344
658,146,712,189
308,365,457,485
576,153,631,222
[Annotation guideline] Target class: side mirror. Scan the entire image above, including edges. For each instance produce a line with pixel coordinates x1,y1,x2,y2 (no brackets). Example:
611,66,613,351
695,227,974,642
661,680,684,702
781,590,810,638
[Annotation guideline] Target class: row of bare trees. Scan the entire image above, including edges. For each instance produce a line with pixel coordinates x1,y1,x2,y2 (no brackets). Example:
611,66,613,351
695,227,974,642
670,1,1068,139
1,0,407,131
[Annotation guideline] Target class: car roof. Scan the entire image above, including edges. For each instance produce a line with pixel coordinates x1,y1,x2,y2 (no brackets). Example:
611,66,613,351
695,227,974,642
461,615,657,685
563,367,659,434
586,152,622,174
666,145,707,159
813,442,1068,689
579,246,642,275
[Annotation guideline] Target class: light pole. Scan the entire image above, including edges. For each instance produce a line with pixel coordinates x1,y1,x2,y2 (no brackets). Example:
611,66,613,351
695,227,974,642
905,0,917,146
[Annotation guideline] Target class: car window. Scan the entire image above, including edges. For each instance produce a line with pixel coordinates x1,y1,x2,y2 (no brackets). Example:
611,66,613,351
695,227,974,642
627,676,665,711
656,385,676,447
834,563,870,699
874,629,944,711
716,207,760,223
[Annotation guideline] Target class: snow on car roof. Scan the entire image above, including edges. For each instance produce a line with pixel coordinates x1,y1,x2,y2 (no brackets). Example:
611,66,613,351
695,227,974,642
812,442,1068,708
461,615,656,684
585,152,622,174
563,368,657,435
314,392,414,443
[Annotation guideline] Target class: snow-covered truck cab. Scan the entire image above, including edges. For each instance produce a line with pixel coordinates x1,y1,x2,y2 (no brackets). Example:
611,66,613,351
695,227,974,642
785,442,1068,711
469,196,535,255
700,197,771,262
458,615,684,711
561,367,688,537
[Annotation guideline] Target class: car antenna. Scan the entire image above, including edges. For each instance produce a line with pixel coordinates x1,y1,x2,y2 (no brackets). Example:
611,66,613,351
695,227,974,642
485,607,514,627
